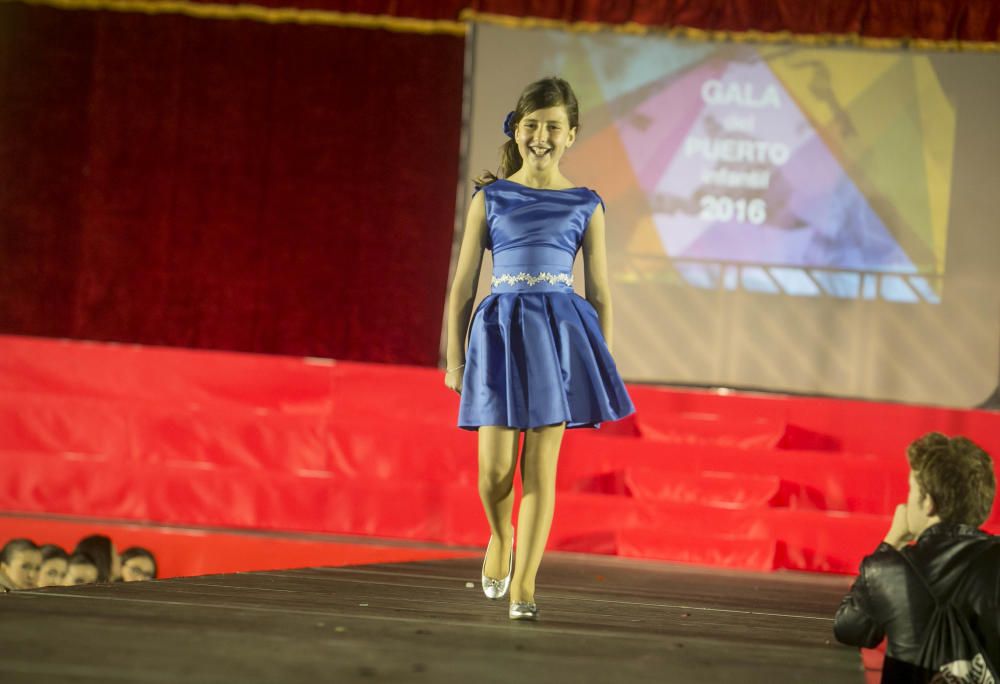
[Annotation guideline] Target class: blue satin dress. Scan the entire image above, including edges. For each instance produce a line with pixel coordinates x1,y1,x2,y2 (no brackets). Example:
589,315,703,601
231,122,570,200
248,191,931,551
458,178,635,430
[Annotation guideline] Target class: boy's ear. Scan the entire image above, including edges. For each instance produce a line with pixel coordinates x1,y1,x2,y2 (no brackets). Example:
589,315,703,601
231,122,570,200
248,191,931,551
922,491,937,516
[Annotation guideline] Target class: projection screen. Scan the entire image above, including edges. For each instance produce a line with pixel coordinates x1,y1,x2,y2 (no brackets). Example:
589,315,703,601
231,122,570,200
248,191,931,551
447,23,1000,408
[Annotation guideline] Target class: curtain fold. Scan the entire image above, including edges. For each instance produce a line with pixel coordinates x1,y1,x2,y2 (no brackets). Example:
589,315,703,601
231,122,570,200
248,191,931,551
0,4,464,365
462,0,999,43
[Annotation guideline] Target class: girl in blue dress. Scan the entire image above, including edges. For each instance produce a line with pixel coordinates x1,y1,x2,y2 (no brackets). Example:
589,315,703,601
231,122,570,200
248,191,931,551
445,77,634,621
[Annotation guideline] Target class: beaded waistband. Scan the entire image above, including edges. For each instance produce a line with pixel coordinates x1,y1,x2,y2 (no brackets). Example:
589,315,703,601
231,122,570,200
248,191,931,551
491,271,573,288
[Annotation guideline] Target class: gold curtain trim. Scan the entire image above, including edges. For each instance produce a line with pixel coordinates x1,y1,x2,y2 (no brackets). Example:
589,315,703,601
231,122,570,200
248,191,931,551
461,9,1000,53
2,0,997,50
0,0,467,34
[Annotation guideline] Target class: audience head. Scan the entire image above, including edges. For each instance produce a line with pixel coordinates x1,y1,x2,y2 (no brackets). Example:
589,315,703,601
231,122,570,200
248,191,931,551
120,547,158,582
63,553,99,586
906,432,995,534
73,535,121,583
4,536,163,588
37,544,70,588
1,538,42,589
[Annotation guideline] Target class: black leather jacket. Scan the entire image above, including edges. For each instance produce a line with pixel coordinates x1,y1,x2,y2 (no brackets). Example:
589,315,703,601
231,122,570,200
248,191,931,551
834,523,999,668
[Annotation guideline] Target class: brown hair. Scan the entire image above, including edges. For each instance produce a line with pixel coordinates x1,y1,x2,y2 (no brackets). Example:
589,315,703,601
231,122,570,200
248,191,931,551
121,546,158,578
74,534,114,583
1,538,38,565
475,77,580,187
907,432,995,526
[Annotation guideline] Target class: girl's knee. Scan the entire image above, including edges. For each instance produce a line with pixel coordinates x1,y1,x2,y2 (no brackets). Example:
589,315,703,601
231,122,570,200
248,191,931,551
479,467,514,497
522,469,557,495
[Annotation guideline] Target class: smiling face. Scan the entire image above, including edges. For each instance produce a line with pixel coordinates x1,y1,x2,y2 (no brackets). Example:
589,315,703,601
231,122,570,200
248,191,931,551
37,557,68,588
515,106,576,175
2,549,41,589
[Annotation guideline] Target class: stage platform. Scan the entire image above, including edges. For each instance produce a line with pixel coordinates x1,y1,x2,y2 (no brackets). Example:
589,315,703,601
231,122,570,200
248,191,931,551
0,554,862,683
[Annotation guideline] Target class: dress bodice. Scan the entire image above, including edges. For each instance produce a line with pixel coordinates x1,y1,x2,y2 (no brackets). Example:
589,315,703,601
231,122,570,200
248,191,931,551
481,179,603,293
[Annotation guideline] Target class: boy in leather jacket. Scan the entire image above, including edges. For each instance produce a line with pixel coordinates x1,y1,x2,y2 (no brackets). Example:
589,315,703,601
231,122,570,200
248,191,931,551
833,433,998,677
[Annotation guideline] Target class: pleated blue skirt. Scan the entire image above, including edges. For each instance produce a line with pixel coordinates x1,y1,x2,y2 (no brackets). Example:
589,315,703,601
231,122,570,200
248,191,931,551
457,291,635,430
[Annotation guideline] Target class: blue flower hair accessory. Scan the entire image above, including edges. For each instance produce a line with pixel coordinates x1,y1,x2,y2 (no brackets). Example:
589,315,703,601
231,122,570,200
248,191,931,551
503,111,516,138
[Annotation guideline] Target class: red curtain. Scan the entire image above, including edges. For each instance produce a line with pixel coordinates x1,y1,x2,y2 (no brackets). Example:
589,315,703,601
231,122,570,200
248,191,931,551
175,0,1000,42
0,4,464,365
466,0,1000,42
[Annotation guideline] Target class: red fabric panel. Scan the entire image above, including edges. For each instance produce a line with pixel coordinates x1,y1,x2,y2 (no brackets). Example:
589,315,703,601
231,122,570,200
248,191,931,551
633,411,786,449
465,0,998,40
181,0,470,16
0,453,889,573
556,435,912,515
616,528,777,572
571,467,782,509
865,0,980,41
625,385,1000,462
0,515,475,579
1,335,998,575
624,468,781,507
0,5,463,366
0,459,969,576
392,0,468,19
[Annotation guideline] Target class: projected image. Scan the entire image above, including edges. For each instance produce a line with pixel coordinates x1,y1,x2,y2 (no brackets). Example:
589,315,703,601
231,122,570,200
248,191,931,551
465,24,998,404
544,40,953,303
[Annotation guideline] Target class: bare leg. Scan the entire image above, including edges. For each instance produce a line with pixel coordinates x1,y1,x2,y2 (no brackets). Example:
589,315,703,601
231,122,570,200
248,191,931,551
478,426,519,579
510,422,566,603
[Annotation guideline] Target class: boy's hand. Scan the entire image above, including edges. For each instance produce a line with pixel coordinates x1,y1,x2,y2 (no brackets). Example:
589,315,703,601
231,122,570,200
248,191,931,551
884,503,914,549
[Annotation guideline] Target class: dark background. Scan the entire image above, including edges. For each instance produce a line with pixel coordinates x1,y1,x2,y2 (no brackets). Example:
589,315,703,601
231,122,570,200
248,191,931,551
1,0,996,367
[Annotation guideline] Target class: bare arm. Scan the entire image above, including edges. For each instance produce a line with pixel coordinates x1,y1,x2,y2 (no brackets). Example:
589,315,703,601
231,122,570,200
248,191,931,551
581,203,614,352
444,191,488,392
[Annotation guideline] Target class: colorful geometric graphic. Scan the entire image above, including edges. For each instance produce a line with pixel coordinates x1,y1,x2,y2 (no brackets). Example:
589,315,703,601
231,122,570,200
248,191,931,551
542,40,955,303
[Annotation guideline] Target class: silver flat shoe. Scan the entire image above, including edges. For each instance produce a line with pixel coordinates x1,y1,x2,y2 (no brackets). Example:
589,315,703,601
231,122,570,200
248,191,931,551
481,534,514,600
509,601,538,621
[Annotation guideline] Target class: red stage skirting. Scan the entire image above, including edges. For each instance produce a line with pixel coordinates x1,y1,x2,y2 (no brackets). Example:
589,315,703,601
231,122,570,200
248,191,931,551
1,334,997,575
0,514,475,579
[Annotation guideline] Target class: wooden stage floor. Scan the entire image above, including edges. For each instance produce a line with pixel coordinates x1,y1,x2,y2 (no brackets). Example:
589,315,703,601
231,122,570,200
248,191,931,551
1,554,863,683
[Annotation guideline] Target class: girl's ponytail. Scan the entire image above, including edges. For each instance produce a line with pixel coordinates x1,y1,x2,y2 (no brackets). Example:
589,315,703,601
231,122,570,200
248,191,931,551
498,138,522,180
475,137,522,188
